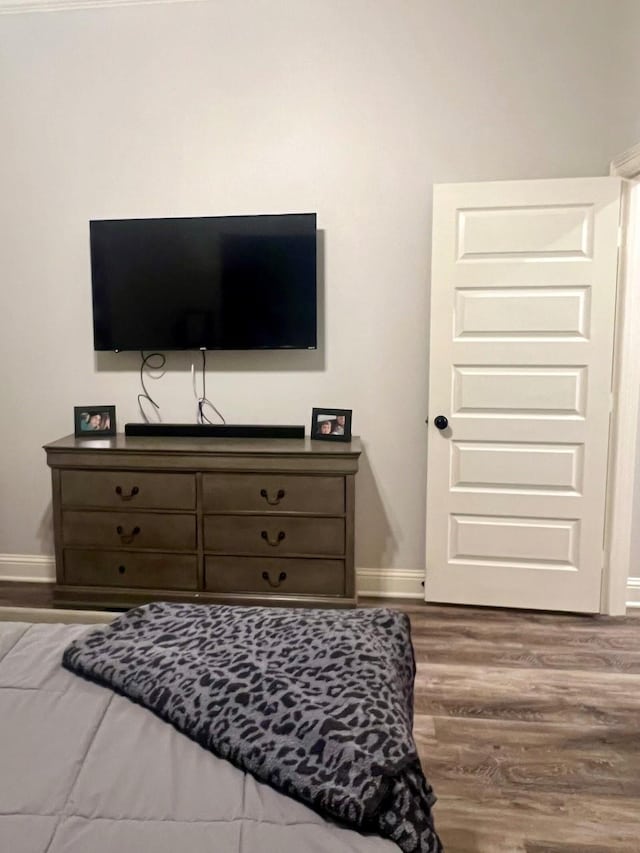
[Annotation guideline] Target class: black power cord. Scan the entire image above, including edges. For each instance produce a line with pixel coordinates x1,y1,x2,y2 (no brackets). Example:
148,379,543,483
195,350,225,425
137,351,166,422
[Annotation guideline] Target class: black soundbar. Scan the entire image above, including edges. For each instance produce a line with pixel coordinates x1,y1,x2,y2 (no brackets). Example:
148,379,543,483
125,423,305,439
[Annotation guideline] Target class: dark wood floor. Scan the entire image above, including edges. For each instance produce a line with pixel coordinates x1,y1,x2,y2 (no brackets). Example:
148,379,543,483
404,601,640,853
0,581,57,609
1,582,639,852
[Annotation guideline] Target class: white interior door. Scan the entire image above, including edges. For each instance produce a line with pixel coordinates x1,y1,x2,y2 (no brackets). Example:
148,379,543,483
425,177,622,613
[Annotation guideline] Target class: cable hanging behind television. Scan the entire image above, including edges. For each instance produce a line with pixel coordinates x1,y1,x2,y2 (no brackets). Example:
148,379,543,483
89,212,317,352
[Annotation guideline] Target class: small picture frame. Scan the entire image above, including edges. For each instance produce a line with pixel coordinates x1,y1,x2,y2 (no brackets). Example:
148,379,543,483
311,408,352,442
74,405,116,438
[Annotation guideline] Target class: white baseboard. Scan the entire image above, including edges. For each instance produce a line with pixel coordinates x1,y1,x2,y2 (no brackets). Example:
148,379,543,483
0,556,634,609
0,554,55,583
0,555,425,599
627,577,640,608
0,606,115,624
356,568,424,599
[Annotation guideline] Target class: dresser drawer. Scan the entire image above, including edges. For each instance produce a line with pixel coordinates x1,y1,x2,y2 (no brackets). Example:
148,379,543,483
204,516,345,556
202,473,344,514
205,556,345,596
64,550,198,590
62,511,196,551
61,470,196,510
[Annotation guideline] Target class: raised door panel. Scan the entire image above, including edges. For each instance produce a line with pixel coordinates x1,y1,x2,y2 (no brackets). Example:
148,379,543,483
456,203,593,260
449,515,579,570
451,442,583,495
454,287,590,340
452,366,587,417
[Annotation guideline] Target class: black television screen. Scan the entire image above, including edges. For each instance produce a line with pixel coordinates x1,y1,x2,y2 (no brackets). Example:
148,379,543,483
90,213,317,351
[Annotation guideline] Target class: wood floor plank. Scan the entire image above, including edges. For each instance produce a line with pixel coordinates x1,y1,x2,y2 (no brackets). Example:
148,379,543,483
419,728,640,799
412,642,640,674
435,804,640,853
0,581,54,608
410,624,640,671
414,661,640,727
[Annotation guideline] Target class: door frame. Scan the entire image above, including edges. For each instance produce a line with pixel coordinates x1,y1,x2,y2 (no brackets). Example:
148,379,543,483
604,143,640,614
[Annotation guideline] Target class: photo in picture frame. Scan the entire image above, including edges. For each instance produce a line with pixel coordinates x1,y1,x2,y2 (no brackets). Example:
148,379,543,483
311,408,352,442
74,405,117,438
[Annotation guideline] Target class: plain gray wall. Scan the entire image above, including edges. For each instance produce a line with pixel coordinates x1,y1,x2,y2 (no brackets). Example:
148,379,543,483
1,0,639,579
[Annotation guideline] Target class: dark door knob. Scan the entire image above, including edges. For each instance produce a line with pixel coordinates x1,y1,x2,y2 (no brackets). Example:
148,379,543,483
434,415,449,430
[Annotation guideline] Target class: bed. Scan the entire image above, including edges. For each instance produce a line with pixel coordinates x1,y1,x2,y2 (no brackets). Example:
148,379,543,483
0,605,441,852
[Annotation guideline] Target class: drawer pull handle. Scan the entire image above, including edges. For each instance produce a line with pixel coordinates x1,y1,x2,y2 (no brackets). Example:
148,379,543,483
261,530,286,547
118,565,126,575
260,488,285,506
262,570,287,588
116,525,141,544
115,486,139,501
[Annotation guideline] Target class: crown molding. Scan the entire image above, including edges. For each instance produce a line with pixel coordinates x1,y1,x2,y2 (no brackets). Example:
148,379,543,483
610,141,640,179
0,0,204,14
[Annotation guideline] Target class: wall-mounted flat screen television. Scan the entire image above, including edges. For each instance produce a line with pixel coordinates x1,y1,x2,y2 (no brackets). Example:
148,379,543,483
90,213,317,351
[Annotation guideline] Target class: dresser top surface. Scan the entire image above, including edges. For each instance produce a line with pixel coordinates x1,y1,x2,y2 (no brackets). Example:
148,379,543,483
44,433,362,458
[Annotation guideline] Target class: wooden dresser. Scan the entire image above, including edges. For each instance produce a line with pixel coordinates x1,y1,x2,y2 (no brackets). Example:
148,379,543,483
44,434,361,610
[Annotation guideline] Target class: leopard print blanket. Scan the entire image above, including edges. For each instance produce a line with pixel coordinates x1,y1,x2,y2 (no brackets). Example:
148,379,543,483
62,602,443,852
